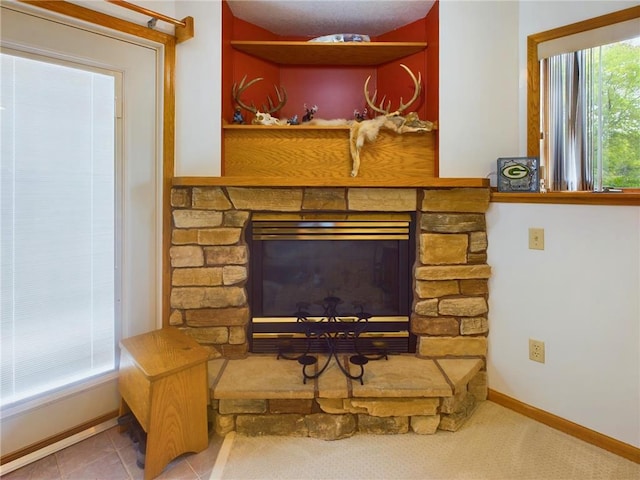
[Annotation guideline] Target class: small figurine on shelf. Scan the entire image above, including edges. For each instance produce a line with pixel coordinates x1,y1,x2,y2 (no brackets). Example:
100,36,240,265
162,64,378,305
287,114,299,125
302,104,318,123
232,107,245,124
353,107,368,122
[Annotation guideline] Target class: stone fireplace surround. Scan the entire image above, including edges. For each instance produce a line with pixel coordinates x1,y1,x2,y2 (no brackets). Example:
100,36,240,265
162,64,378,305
169,185,491,436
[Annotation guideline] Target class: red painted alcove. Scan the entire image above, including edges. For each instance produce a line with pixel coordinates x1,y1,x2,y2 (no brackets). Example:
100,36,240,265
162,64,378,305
221,0,439,172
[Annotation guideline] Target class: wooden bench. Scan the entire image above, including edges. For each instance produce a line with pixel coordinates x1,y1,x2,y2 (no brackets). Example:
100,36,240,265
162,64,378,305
118,328,209,480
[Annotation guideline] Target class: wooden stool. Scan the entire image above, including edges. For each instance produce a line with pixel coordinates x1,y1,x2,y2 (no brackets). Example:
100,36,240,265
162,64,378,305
118,328,209,480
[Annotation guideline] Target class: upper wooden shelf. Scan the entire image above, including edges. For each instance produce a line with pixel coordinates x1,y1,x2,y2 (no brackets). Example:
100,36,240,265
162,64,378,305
230,41,428,66
172,176,489,188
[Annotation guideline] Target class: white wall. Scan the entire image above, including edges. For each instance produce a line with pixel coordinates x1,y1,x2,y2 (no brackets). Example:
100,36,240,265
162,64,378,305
439,0,520,179
487,203,640,446
167,0,640,447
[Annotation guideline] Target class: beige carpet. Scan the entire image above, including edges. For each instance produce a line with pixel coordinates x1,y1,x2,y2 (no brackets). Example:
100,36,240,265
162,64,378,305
210,401,639,480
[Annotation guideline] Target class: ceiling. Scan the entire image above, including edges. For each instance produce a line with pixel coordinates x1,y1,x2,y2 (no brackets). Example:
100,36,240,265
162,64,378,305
226,0,436,37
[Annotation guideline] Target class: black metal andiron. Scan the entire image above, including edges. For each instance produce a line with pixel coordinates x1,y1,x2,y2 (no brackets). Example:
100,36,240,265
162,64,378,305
277,296,388,384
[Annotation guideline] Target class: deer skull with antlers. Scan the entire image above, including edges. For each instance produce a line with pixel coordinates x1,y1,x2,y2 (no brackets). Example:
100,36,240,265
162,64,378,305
232,75,288,125
349,64,435,177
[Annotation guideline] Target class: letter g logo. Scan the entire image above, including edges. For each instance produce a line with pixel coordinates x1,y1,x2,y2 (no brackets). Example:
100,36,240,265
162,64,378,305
501,164,530,180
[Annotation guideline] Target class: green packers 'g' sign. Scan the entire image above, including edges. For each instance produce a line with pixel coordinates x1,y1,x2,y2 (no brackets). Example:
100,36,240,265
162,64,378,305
497,157,540,192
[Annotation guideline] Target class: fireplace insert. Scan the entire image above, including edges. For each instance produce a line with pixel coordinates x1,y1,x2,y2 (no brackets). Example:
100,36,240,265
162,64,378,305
248,213,416,354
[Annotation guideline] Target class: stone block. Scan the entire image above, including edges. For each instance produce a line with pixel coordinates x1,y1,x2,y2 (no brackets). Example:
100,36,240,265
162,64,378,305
172,267,223,286
418,336,487,357
350,398,439,417
306,414,356,440
357,415,409,434
316,398,348,414
460,279,489,295
223,210,250,227
468,253,488,264
227,187,304,211
236,414,308,436
173,210,223,228
302,188,346,210
414,299,438,316
469,231,488,252
421,188,490,213
411,316,459,336
421,213,486,233
185,307,249,327
468,371,488,400
172,229,199,245
192,187,232,210
220,343,249,358
223,265,247,285
460,317,489,335
205,246,248,266
228,326,246,345
420,233,468,265
439,297,488,316
269,399,314,414
439,393,476,432
169,309,183,326
415,280,459,299
181,326,229,344
197,228,242,245
171,187,192,208
347,188,417,211
411,415,440,434
440,389,469,414
214,414,235,437
170,286,246,309
415,265,491,281
170,246,204,267
219,399,267,414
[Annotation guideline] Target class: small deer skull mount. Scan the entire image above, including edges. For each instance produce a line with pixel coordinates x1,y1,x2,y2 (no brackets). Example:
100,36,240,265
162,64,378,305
349,64,435,177
232,75,288,125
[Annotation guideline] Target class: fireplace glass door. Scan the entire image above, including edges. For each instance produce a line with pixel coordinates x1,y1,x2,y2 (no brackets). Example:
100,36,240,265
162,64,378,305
249,213,415,354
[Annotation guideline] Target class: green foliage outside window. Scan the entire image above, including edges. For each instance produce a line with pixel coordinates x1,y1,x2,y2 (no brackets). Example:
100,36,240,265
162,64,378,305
597,40,640,188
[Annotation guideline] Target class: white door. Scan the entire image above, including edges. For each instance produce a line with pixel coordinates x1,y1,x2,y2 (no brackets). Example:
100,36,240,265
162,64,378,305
1,4,161,459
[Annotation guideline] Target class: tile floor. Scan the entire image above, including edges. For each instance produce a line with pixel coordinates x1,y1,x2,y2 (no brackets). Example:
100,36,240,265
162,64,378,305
1,426,224,480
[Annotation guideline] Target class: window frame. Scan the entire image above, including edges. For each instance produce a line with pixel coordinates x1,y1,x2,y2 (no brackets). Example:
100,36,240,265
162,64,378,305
519,5,640,205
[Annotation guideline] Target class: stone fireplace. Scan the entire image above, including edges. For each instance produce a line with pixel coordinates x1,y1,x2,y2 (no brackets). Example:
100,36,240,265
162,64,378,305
169,185,491,436
169,186,490,361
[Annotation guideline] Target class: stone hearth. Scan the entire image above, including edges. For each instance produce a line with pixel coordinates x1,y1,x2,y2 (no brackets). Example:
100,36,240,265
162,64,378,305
170,185,491,432
207,354,486,437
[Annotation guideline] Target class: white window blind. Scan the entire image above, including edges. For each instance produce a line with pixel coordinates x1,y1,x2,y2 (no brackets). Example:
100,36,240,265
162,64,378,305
1,52,118,407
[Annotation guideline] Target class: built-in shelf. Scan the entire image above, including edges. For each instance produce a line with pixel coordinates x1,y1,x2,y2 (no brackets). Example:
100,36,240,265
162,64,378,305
172,176,490,188
230,41,428,66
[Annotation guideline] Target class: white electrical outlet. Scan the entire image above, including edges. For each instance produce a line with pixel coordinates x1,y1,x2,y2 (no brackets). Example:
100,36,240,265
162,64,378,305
529,338,545,363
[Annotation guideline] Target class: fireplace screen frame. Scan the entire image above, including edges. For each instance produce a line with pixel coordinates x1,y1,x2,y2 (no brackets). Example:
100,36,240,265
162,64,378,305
248,212,416,354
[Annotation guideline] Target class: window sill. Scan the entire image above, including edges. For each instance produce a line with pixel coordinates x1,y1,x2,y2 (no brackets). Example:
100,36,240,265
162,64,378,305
491,191,640,206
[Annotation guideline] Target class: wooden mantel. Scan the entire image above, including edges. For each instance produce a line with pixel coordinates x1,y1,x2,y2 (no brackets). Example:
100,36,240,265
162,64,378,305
172,176,490,188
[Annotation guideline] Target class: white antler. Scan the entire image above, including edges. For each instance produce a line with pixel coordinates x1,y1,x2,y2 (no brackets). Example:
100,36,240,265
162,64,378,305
363,64,422,116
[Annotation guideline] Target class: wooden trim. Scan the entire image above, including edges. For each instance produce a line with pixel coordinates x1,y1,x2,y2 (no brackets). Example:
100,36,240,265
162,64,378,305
526,5,640,158
18,0,174,44
0,410,119,465
162,40,176,327
488,389,640,464
172,176,490,188
526,35,540,157
491,191,640,206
